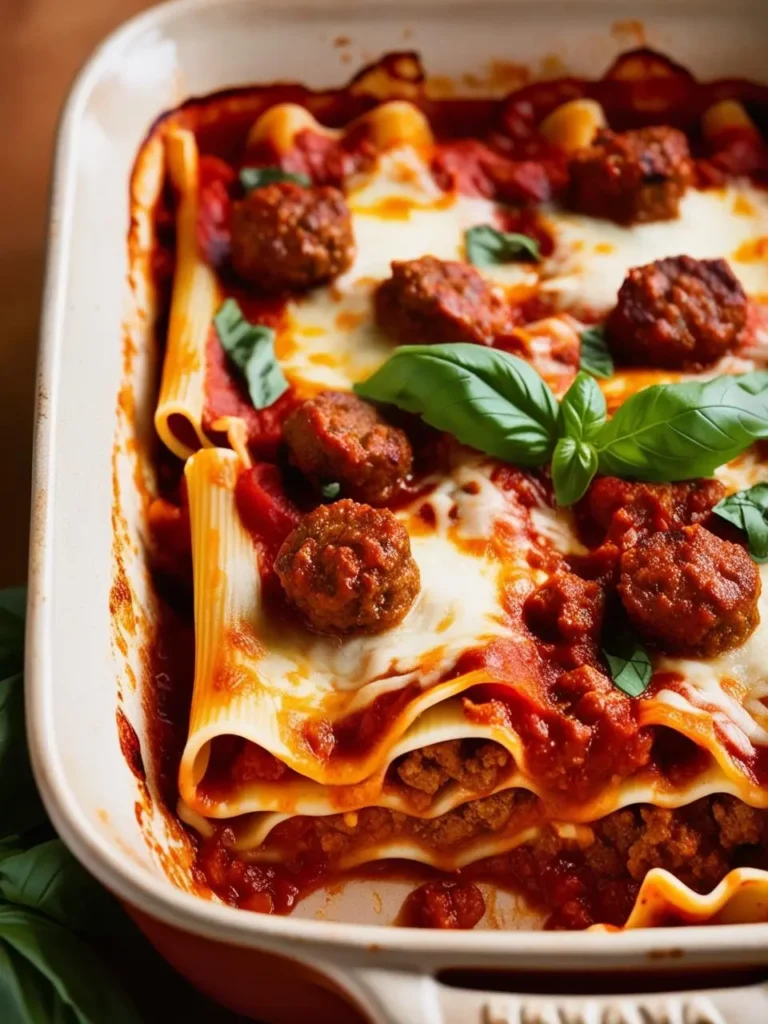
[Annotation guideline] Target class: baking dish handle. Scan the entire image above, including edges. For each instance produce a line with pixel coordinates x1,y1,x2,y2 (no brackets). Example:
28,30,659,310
343,969,768,1024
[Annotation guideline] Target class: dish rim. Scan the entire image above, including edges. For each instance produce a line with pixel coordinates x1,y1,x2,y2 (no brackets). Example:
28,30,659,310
26,0,768,965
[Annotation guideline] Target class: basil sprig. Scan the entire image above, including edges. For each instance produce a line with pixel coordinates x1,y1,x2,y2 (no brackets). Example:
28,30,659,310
602,621,653,697
354,344,558,466
579,324,614,380
240,166,311,191
713,482,768,562
357,346,768,506
465,225,540,266
214,298,289,410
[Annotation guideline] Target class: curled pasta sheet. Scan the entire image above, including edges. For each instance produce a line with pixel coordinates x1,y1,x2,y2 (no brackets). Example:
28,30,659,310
154,127,222,460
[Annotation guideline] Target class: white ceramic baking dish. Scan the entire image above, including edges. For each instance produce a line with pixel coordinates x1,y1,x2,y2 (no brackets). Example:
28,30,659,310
27,0,768,1020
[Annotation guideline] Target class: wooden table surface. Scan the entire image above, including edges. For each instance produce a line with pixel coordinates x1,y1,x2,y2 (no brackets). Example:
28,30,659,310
0,0,158,587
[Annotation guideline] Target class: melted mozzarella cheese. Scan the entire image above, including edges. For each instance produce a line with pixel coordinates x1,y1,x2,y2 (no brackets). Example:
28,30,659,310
543,184,768,312
253,460,521,703
279,149,537,391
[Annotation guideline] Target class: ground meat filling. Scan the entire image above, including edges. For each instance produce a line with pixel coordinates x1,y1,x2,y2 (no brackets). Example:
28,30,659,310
606,256,748,369
230,182,354,291
401,880,486,929
274,499,420,635
569,126,693,224
375,256,509,346
393,739,511,811
283,391,412,505
619,523,761,657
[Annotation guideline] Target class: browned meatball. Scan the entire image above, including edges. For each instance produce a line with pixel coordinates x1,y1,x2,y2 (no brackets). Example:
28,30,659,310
230,182,354,291
606,256,748,370
283,391,412,505
569,127,693,225
375,256,508,346
524,571,605,669
274,500,420,635
401,880,485,929
619,524,761,658
575,476,726,550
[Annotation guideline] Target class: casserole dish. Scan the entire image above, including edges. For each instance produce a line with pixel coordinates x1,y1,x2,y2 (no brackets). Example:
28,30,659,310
27,0,768,1020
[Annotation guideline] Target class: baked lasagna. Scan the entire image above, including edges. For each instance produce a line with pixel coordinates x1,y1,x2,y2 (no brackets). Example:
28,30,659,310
134,48,768,930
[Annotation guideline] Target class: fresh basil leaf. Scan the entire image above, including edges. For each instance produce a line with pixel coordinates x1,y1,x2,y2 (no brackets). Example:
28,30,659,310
603,624,653,697
713,482,768,562
239,166,311,191
354,343,559,466
0,840,128,937
558,371,607,443
552,437,598,506
595,373,768,482
0,942,71,1024
465,225,540,266
213,298,289,411
0,673,47,840
579,324,613,380
321,482,341,500
0,906,141,1024
735,370,768,399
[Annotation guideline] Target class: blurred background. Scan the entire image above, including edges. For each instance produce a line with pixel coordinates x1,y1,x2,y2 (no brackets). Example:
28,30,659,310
1,0,153,586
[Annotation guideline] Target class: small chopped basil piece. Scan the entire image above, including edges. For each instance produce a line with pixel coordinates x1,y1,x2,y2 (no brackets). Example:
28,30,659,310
579,324,614,380
713,482,768,562
213,298,289,410
239,166,312,192
464,225,540,267
321,482,342,500
603,624,653,698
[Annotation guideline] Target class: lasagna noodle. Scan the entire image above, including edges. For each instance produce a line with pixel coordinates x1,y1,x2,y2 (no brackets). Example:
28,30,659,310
154,127,223,460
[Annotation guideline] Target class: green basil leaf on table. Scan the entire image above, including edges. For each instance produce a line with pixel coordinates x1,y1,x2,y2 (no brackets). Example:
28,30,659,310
594,373,768,481
603,624,653,698
0,907,141,1024
354,343,559,466
552,437,599,506
579,324,614,380
0,672,47,840
713,482,768,562
213,298,289,411
239,166,312,191
0,840,129,937
0,943,70,1024
465,225,540,266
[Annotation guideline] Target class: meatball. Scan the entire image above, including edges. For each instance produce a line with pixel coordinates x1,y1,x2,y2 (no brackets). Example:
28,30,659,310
283,391,412,505
375,256,508,346
274,500,420,635
401,880,485,929
569,127,693,224
606,256,748,370
618,524,761,657
230,182,354,291
575,476,725,550
524,571,605,669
